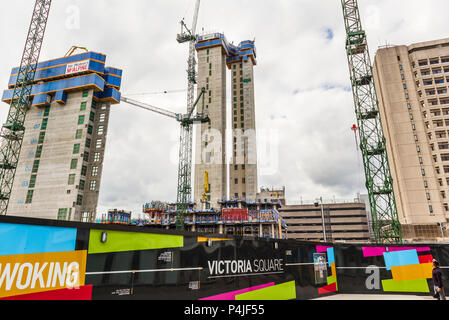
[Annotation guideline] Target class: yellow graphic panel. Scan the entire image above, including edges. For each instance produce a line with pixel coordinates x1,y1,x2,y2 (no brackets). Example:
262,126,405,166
391,263,433,282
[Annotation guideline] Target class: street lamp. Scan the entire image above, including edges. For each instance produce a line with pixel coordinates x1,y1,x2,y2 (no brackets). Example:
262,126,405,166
315,196,327,242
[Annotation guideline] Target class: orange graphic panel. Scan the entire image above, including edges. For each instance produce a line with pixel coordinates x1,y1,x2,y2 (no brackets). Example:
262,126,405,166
390,263,433,282
0,250,87,298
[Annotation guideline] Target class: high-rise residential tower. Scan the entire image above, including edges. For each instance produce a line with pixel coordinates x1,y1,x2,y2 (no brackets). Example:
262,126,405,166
1,51,122,222
373,38,449,241
194,33,258,209
227,41,258,201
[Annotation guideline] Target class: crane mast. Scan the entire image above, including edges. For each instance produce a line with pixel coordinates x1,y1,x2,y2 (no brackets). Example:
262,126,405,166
175,0,201,229
341,0,402,243
0,0,52,215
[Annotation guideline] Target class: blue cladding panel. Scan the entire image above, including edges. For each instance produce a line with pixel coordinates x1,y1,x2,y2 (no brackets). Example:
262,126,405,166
0,223,77,256
10,52,105,76
2,73,105,101
383,250,420,270
9,59,105,87
55,90,67,104
32,93,49,106
103,74,122,88
94,87,121,104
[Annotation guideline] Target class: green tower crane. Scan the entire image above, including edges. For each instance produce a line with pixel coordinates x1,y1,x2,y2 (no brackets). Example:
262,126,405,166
341,0,402,243
0,0,52,215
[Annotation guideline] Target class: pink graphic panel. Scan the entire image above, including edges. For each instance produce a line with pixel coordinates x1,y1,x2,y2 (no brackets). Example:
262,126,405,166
316,245,332,253
387,247,431,253
199,282,275,300
362,247,386,257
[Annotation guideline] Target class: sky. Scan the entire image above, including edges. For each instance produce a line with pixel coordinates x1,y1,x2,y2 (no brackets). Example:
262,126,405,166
1,0,449,218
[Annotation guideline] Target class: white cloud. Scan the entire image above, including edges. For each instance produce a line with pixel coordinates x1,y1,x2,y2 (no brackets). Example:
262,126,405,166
1,0,448,217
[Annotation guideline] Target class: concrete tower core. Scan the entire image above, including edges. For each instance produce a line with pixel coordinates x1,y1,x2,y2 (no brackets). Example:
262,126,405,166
194,34,228,208
194,33,258,209
227,41,258,201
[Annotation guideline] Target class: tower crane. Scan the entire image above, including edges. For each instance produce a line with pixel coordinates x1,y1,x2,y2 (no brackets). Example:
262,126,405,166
0,0,52,215
173,0,202,229
341,0,402,243
120,86,209,229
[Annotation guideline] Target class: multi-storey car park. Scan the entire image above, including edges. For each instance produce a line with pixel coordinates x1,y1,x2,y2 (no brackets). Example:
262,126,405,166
1,51,122,222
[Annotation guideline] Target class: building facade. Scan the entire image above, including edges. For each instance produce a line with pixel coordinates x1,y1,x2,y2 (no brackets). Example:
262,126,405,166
194,35,228,209
194,34,258,208
279,201,371,243
227,41,258,201
1,51,122,222
373,38,449,241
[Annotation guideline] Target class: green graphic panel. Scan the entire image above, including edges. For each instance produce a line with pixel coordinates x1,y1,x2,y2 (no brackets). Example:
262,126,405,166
88,229,184,254
327,276,337,285
381,279,429,293
235,281,296,300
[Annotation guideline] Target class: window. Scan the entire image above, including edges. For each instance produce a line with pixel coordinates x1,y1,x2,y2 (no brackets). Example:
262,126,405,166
403,83,407,89
41,118,48,130
70,159,78,169
399,65,403,71
96,139,102,149
25,190,34,204
75,129,83,139
91,100,97,109
81,165,87,176
421,169,426,176
85,138,91,148
101,103,107,110
73,144,80,154
99,114,105,122
97,125,104,135
94,152,100,162
32,160,40,173
83,152,89,162
76,194,83,206
80,102,87,111
38,131,45,144
234,178,238,184
35,145,43,158
78,115,85,125
58,208,68,220
424,180,428,188
79,179,85,190
429,205,433,213
87,125,93,135
44,106,50,117
89,180,97,191
89,111,95,122
68,174,76,185
82,90,88,98
91,166,98,176
29,175,37,188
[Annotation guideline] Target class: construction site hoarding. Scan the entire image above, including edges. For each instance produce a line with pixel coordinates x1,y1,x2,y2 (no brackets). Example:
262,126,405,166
0,215,447,300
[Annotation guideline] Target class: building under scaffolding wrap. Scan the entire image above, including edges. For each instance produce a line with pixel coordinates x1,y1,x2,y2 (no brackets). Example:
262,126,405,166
142,199,287,239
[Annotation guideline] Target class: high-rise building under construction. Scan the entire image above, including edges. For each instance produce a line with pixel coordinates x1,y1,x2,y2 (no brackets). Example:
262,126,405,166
1,51,122,222
373,38,449,241
194,33,258,209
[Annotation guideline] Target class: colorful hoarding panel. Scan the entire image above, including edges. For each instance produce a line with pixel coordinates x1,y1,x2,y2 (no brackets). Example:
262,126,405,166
0,217,448,299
